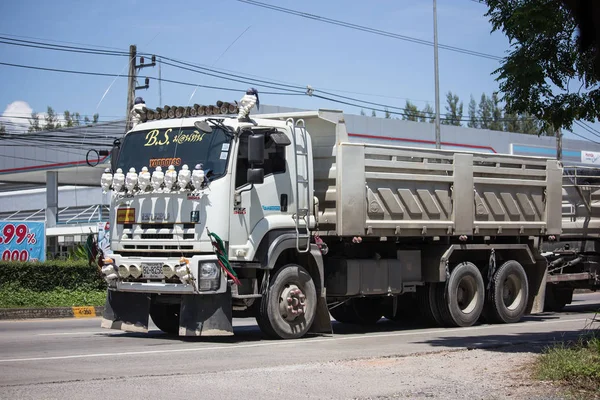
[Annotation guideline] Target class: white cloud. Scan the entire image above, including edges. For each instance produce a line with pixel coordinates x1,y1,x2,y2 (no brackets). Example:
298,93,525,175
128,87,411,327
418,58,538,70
0,101,69,134
0,100,33,134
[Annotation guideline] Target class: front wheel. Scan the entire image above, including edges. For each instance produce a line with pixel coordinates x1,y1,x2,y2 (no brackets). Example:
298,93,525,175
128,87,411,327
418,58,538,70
256,264,317,339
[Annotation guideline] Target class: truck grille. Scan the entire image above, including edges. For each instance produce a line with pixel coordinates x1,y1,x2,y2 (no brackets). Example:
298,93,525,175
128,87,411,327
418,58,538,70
121,223,196,241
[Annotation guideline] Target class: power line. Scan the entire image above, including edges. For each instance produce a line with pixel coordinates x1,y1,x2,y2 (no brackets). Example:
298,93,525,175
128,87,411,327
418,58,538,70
0,32,128,52
0,37,129,57
235,0,503,61
3,34,437,107
574,121,600,140
0,61,305,96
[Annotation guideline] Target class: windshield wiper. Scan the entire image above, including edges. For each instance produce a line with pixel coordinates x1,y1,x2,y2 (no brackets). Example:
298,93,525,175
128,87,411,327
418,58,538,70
205,118,234,139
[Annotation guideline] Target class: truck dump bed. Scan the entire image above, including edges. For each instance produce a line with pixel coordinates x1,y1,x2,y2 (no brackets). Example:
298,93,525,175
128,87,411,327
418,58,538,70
259,110,564,238
560,166,600,238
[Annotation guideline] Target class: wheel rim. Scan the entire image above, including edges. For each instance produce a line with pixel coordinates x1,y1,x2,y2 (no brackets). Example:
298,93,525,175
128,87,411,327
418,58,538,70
455,275,478,314
278,283,307,322
502,274,523,311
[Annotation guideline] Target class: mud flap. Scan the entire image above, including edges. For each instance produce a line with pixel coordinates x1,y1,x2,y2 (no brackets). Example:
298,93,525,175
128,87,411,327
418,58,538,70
309,294,333,335
101,290,150,333
526,255,548,315
179,287,234,336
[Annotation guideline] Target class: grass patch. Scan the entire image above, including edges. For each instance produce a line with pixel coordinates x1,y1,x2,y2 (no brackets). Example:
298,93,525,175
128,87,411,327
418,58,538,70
535,331,600,398
0,285,106,308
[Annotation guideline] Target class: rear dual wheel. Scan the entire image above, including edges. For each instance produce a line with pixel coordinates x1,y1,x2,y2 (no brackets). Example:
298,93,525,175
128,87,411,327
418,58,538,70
484,260,529,324
436,262,485,327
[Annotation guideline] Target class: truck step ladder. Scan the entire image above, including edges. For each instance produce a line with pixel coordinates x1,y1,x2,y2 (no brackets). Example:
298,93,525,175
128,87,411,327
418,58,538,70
287,118,311,253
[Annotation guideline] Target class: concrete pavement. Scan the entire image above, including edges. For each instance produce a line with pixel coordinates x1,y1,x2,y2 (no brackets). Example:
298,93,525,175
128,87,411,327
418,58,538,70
0,293,597,399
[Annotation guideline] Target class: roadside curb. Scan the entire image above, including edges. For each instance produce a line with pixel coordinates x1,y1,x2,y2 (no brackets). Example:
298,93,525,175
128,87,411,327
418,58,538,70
0,306,104,320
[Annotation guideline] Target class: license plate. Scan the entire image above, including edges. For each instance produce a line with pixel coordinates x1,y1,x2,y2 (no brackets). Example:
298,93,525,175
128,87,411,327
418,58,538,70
142,263,164,279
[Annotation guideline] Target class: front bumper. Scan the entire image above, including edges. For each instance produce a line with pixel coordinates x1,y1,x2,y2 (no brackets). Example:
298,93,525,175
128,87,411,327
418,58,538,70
108,254,227,295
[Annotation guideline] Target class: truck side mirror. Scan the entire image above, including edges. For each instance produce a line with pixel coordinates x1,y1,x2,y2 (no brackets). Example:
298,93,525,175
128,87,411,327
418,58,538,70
248,133,265,165
110,139,121,173
247,168,264,185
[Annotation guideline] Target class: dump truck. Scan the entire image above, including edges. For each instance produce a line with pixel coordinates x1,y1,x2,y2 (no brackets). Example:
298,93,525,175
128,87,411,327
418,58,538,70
98,103,599,339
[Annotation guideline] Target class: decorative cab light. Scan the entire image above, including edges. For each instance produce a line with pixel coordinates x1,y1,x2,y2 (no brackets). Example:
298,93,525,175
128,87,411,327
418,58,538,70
177,164,191,191
151,166,164,192
138,166,151,191
164,165,177,191
125,167,138,192
112,168,125,192
192,164,205,191
101,168,113,193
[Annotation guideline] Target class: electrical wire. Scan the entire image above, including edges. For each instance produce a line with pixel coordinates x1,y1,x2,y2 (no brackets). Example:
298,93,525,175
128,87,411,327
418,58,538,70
236,0,503,61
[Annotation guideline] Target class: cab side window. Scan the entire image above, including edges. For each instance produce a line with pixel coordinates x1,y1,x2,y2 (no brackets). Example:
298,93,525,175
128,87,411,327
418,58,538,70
235,134,286,188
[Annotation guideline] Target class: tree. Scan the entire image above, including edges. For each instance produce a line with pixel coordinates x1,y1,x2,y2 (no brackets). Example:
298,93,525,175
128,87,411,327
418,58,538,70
384,108,391,119
467,96,479,128
64,111,74,128
483,0,599,133
520,113,542,135
43,106,61,130
360,109,366,116
421,103,435,123
28,112,41,133
84,116,91,124
478,93,492,129
443,91,463,126
489,92,504,131
402,100,421,122
371,110,376,117
0,123,6,136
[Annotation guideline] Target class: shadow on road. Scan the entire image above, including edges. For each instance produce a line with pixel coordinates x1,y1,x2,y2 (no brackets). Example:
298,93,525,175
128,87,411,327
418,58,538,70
98,298,599,345
417,327,594,354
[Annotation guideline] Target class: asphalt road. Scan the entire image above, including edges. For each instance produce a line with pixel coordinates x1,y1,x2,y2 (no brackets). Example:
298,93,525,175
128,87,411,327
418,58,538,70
0,293,598,400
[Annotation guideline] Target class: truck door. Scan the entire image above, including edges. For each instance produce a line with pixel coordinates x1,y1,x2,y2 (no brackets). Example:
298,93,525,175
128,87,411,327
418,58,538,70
228,131,295,259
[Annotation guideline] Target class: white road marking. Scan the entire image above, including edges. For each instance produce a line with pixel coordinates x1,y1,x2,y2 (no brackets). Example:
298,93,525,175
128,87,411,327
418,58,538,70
36,331,113,336
0,317,589,364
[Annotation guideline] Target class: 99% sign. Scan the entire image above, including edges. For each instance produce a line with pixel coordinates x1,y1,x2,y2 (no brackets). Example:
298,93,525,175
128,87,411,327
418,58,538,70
0,223,38,262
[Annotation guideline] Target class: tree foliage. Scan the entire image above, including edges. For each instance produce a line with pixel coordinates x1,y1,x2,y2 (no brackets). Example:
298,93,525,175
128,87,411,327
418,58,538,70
483,0,600,133
22,107,99,134
443,91,463,126
403,100,422,122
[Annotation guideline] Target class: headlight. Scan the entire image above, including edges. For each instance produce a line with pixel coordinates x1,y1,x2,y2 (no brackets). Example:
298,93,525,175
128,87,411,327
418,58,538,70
200,262,219,279
129,264,142,279
162,264,176,278
198,262,220,291
118,265,130,278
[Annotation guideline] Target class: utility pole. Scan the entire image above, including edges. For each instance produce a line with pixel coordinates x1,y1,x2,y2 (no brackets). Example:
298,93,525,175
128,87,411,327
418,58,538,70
556,128,563,160
125,45,156,132
125,45,137,132
433,0,441,149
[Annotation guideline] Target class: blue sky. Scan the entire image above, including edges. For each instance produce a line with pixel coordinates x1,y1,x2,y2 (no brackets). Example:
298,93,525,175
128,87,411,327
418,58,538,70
0,0,593,141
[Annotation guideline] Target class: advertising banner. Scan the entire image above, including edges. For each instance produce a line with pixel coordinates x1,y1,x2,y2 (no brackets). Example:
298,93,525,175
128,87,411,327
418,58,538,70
97,221,112,256
0,221,46,262
581,150,600,165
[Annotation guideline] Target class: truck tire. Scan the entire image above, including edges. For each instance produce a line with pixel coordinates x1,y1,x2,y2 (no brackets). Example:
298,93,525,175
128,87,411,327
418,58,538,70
417,283,445,327
436,262,485,327
486,260,529,324
383,293,419,321
256,264,317,339
330,297,382,325
150,303,180,335
544,285,574,312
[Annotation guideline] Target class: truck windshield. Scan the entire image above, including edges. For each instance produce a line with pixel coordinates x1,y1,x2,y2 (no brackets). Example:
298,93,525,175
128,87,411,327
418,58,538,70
116,126,231,177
